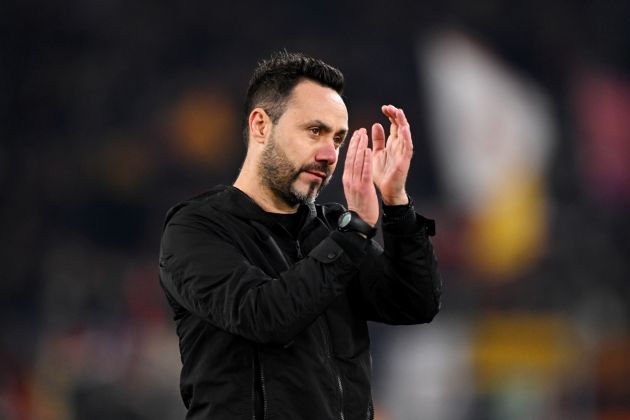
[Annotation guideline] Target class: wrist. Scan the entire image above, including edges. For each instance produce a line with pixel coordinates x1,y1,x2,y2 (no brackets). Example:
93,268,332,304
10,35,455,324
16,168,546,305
347,208,378,227
338,211,377,239
381,192,409,206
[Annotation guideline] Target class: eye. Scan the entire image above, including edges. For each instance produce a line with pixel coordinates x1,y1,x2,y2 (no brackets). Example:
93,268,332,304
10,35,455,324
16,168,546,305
309,127,321,136
333,136,344,148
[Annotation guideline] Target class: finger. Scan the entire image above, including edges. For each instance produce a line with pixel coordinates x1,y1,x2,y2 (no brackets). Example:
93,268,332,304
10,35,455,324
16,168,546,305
387,105,401,130
343,131,359,184
372,123,385,152
397,108,409,127
381,104,398,119
396,109,413,155
390,107,410,153
388,119,398,150
383,104,402,124
400,120,413,157
353,129,367,181
403,128,413,163
382,105,401,151
361,147,372,186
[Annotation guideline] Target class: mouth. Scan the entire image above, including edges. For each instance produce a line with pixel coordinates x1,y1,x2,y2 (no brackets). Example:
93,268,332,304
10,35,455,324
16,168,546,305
303,170,326,180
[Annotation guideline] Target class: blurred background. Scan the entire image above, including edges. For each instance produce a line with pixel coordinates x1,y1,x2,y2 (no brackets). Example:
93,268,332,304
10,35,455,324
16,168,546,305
2,0,629,419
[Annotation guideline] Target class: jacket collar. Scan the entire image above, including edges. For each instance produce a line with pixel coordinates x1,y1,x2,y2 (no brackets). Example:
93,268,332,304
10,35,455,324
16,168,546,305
209,185,317,229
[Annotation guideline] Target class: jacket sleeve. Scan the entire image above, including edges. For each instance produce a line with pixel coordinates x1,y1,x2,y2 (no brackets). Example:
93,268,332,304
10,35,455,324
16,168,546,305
355,205,442,324
159,209,369,345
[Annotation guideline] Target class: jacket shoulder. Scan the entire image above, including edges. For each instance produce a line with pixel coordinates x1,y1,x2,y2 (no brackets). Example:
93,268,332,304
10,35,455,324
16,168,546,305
163,186,230,229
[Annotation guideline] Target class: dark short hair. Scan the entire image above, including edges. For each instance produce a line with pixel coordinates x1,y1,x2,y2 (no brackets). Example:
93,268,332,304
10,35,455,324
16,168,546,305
242,51,345,143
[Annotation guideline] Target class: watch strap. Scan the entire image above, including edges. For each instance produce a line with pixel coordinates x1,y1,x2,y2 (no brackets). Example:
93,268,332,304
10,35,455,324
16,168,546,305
338,211,377,239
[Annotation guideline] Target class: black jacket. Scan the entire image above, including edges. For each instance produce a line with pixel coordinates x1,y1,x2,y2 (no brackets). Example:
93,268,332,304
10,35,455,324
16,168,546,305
159,185,441,420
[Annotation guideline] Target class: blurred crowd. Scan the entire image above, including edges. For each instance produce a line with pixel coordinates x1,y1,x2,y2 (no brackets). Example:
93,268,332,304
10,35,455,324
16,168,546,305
2,1,629,419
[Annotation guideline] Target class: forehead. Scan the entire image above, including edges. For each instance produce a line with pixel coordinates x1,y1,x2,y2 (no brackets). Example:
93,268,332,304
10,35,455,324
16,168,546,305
282,80,348,128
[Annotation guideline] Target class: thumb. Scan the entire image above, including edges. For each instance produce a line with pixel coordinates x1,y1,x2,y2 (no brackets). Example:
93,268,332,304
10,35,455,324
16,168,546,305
372,123,385,152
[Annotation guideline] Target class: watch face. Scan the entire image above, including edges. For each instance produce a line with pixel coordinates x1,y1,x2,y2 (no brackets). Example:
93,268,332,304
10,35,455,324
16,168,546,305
339,212,352,228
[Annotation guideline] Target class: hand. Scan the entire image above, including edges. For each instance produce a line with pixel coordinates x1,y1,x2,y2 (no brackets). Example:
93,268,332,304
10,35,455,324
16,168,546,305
371,105,413,205
342,129,379,226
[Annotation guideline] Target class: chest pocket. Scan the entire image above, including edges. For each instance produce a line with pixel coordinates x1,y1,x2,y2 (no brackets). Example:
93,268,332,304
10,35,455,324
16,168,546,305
245,218,330,275
228,220,291,277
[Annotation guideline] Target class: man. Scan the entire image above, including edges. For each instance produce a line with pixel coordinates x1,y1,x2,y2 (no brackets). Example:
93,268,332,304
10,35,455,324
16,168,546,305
159,51,441,420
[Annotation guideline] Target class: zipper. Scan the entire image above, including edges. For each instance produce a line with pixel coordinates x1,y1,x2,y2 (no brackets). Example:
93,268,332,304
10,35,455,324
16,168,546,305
252,350,268,420
295,240,303,259
367,354,374,420
260,359,268,420
318,318,345,420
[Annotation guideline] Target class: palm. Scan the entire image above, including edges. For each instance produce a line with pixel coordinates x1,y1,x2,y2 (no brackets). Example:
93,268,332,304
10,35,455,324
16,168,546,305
342,128,380,226
371,105,413,204
372,140,409,193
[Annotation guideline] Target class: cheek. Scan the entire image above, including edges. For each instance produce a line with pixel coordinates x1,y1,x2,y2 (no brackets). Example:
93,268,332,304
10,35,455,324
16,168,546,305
289,141,315,164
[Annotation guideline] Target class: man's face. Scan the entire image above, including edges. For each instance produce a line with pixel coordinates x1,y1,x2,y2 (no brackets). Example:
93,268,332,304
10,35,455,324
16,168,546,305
258,80,348,207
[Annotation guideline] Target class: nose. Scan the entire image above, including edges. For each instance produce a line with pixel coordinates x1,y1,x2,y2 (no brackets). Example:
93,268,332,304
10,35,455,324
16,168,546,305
315,140,337,166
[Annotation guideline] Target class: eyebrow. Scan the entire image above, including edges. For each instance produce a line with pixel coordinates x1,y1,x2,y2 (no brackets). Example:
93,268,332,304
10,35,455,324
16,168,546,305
307,120,349,139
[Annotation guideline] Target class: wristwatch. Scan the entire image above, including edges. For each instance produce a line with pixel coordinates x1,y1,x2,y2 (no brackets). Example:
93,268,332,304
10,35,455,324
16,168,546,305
338,211,377,239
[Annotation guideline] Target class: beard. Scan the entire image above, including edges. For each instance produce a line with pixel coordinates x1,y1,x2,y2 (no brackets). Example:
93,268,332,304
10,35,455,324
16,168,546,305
258,132,332,207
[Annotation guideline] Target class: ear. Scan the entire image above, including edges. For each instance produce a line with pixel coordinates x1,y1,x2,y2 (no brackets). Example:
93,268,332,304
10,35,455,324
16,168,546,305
248,108,272,145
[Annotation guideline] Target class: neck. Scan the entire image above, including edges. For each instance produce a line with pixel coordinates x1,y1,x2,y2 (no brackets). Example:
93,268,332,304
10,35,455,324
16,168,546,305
233,160,298,214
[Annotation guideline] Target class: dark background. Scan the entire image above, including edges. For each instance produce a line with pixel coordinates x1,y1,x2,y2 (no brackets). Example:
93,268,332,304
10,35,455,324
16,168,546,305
2,1,629,419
